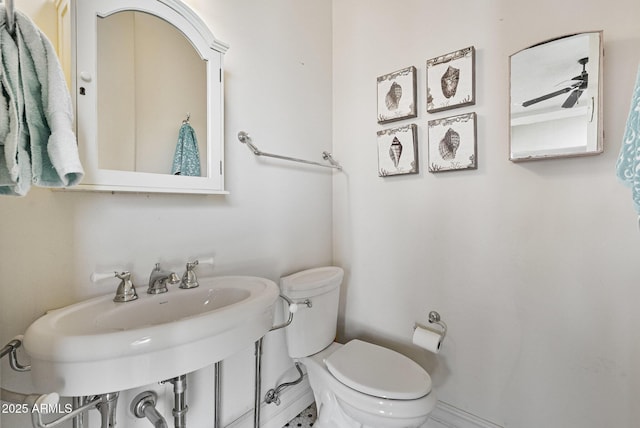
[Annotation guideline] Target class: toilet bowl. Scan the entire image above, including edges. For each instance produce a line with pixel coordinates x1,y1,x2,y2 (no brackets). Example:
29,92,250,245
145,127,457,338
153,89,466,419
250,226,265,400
280,267,436,428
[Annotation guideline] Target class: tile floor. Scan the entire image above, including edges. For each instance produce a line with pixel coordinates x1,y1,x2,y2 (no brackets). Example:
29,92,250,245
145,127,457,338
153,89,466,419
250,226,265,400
282,402,443,428
283,403,317,427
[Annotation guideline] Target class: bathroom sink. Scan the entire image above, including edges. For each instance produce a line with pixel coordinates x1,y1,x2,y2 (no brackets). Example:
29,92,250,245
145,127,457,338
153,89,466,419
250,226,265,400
23,276,279,396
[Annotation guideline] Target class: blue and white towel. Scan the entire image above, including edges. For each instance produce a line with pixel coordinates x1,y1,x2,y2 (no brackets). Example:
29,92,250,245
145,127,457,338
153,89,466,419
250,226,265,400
171,122,201,176
0,5,83,196
616,65,640,213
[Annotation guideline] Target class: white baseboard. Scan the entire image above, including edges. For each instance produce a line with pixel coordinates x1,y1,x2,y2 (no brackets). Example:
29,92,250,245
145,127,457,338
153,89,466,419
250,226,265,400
226,376,314,428
427,401,503,428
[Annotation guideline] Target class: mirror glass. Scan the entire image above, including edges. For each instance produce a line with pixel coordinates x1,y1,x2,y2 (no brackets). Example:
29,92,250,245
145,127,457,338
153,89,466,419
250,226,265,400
509,31,603,161
97,11,207,176
70,0,228,193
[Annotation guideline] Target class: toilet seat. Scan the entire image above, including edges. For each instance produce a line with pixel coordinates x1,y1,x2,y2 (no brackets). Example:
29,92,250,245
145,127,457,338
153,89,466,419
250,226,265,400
324,339,431,400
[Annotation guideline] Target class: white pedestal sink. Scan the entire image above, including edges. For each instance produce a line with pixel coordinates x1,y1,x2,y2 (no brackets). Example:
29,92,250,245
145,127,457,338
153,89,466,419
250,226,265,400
23,276,279,396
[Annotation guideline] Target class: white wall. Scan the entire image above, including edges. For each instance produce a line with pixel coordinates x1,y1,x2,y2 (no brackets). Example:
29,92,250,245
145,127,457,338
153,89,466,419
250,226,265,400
5,1,640,428
332,1,640,427
0,0,332,427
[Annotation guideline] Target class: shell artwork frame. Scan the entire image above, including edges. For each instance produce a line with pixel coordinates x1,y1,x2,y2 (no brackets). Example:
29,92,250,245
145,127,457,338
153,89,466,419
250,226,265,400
377,124,419,177
427,112,477,173
377,66,417,124
427,46,475,113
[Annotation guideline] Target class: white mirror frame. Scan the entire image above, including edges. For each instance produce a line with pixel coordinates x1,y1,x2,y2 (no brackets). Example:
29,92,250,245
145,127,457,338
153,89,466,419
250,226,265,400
72,0,228,194
509,31,603,162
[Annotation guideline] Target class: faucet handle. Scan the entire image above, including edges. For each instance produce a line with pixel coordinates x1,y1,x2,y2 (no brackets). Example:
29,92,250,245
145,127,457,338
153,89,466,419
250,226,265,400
180,261,199,289
91,271,138,302
197,257,214,266
179,259,203,289
113,271,138,303
90,271,119,283
179,257,214,289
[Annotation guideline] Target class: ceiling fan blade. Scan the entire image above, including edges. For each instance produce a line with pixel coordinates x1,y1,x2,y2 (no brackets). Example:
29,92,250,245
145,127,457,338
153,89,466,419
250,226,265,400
522,86,572,107
561,89,583,108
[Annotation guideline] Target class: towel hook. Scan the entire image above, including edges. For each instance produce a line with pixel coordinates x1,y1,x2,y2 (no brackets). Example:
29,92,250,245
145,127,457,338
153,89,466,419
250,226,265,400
5,0,16,35
182,112,190,124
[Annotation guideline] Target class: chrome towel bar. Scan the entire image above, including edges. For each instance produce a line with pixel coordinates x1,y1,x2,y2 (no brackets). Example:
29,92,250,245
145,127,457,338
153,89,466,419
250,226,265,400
238,131,342,170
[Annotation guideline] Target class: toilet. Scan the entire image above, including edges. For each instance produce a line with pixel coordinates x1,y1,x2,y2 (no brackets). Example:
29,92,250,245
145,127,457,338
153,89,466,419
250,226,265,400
280,266,437,428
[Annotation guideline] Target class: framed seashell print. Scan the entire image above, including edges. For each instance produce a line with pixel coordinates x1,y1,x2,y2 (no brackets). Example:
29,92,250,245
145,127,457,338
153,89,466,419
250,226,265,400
427,46,475,113
377,66,417,123
377,124,418,177
427,112,477,172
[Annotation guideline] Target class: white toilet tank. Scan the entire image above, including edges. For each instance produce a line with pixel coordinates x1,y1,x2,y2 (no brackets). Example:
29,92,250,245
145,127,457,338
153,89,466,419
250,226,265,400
280,266,344,358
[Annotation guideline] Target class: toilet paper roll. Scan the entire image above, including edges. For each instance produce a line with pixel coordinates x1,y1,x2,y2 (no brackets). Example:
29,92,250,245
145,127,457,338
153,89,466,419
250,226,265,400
412,325,442,354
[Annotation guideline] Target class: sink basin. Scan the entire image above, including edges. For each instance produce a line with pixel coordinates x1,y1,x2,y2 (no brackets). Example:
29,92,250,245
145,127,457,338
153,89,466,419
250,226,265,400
23,276,279,396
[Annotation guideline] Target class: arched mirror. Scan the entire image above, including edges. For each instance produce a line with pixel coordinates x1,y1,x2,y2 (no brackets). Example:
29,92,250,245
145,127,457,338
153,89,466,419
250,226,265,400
69,0,228,193
509,31,603,161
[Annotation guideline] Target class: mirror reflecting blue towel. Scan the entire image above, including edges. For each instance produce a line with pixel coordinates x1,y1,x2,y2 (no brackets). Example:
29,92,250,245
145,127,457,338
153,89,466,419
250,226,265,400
171,122,201,177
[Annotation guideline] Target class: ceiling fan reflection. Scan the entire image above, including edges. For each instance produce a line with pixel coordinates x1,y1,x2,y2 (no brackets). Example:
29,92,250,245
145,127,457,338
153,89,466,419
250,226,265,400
522,57,589,109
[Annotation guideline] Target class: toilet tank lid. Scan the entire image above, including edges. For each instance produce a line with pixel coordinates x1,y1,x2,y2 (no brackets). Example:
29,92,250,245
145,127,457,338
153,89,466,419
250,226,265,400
325,339,432,400
280,266,344,297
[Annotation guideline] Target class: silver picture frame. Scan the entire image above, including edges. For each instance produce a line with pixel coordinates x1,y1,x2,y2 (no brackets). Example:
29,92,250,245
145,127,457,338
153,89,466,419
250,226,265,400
427,47,476,113
427,112,477,172
377,124,418,176
377,66,417,124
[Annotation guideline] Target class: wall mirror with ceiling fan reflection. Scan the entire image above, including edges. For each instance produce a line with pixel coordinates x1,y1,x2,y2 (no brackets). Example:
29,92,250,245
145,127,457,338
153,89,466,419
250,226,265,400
509,31,603,161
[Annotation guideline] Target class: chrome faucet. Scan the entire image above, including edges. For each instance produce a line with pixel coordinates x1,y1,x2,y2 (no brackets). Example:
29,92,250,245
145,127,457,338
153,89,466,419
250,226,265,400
148,263,179,294
179,260,200,289
114,271,138,302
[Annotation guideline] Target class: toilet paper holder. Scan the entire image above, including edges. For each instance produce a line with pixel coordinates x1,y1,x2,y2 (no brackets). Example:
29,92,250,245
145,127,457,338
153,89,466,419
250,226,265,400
415,310,447,339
